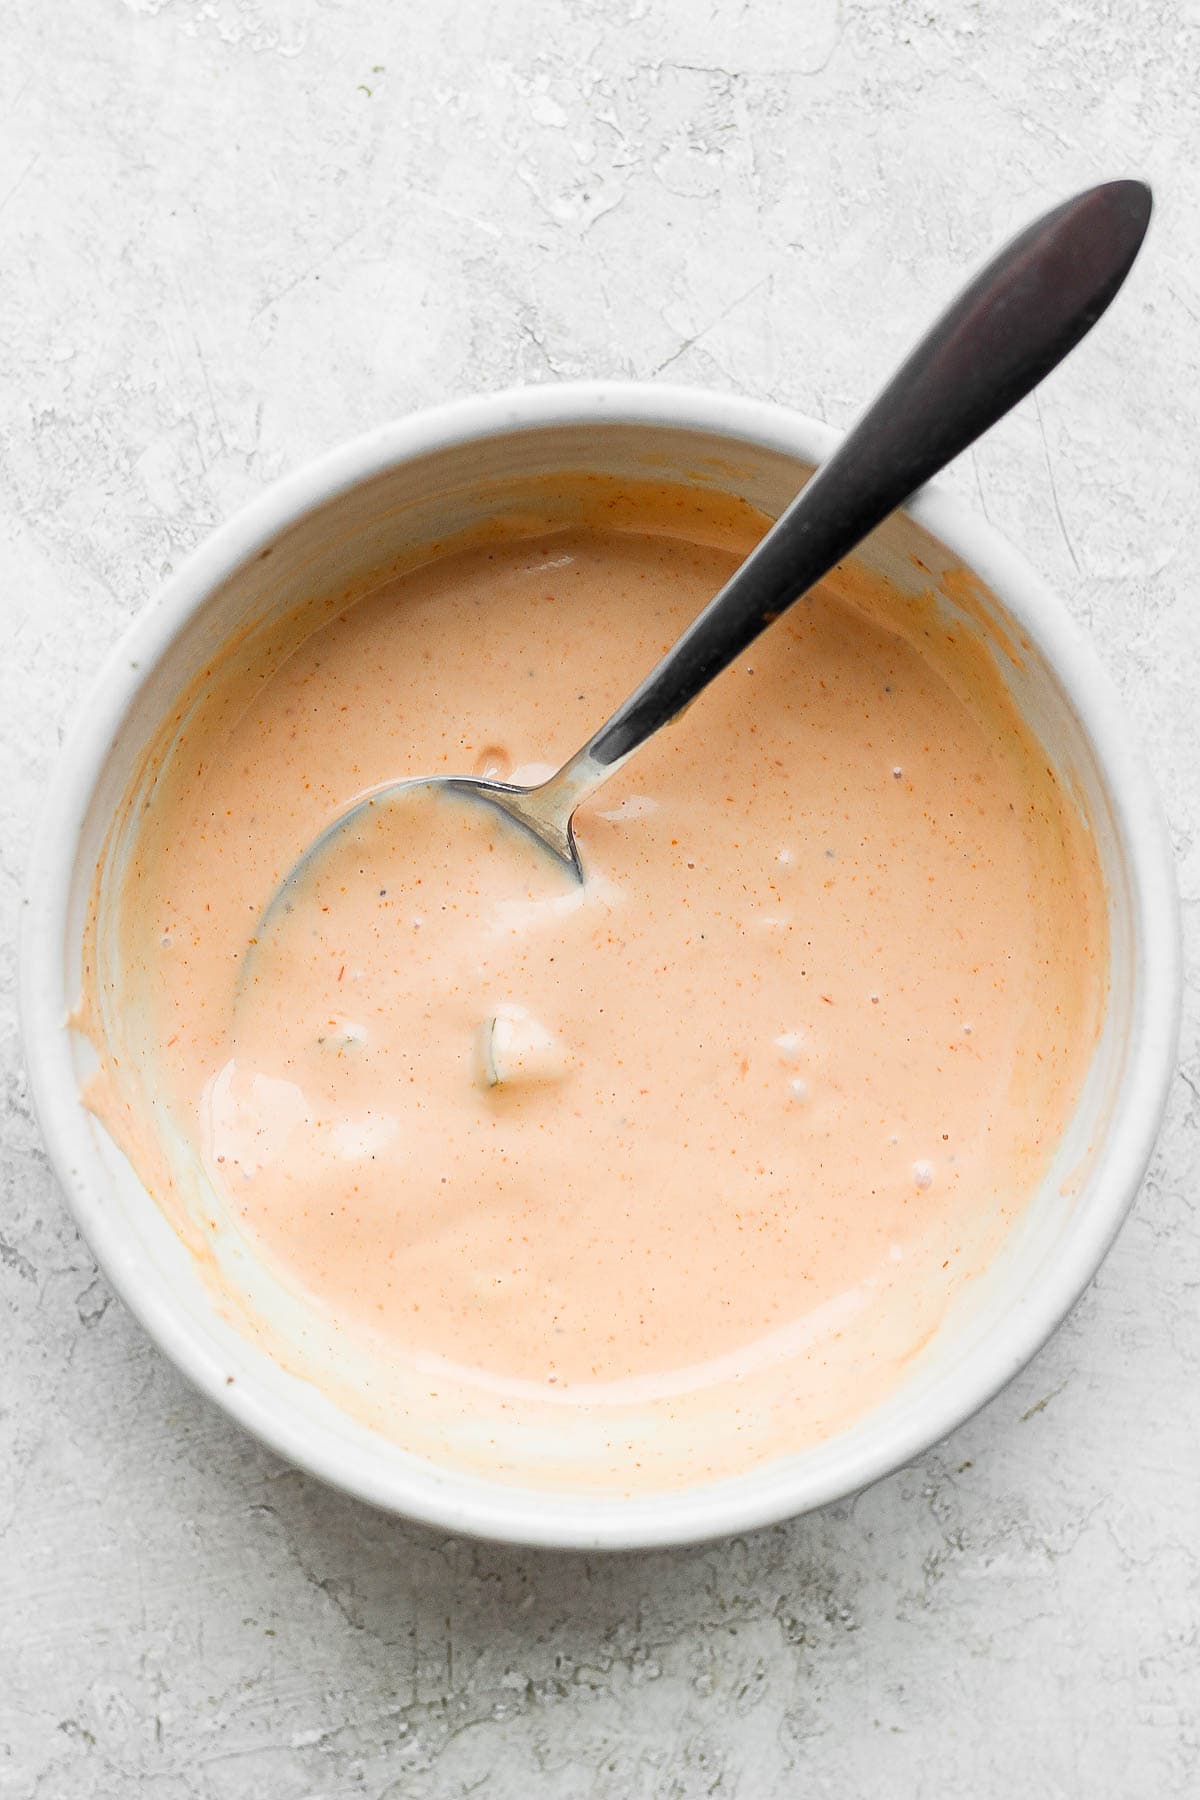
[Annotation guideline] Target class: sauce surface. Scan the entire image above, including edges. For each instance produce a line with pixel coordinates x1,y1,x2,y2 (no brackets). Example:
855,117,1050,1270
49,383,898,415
84,483,1107,1486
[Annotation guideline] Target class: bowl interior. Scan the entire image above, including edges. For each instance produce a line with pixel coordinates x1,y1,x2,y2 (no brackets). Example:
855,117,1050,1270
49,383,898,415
33,404,1164,1545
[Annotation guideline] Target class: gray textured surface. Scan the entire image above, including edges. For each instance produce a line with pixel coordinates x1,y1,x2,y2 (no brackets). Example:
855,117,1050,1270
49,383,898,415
3,2,1198,1795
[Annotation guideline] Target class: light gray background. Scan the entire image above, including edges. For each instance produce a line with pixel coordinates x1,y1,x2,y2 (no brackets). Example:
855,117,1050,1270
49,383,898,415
3,3,1198,1795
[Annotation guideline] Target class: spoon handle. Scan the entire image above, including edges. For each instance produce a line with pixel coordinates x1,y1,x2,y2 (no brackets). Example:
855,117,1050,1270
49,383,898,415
579,179,1151,775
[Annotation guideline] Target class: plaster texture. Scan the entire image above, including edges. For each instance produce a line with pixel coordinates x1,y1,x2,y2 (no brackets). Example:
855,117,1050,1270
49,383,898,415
2,2,1198,1795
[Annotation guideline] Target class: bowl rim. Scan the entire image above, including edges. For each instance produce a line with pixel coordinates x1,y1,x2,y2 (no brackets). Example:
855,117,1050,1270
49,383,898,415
19,380,1182,1550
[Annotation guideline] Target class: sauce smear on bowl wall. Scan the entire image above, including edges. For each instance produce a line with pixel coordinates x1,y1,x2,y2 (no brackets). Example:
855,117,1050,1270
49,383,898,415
81,480,1107,1489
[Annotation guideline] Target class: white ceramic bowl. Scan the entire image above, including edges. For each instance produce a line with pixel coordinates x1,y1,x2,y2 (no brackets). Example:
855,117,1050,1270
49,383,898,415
21,383,1181,1549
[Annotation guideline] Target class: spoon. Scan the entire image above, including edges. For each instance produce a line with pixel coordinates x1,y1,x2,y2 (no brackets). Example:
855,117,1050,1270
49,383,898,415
261,180,1151,916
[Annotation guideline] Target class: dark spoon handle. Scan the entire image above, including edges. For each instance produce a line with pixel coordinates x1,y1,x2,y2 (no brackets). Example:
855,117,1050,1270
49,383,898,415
585,179,1152,770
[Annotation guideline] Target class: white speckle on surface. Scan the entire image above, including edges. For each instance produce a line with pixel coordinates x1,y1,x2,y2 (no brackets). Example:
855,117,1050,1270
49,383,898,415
912,1159,936,1191
328,1111,397,1160
529,93,569,130
3,0,1199,1794
330,1019,368,1047
596,792,658,821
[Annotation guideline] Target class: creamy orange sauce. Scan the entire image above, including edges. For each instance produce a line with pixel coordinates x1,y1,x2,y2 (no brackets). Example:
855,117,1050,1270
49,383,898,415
83,481,1107,1489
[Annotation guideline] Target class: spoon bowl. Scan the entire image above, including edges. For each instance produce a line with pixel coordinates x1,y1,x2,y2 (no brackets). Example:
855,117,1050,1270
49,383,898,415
238,771,585,1023
259,773,579,929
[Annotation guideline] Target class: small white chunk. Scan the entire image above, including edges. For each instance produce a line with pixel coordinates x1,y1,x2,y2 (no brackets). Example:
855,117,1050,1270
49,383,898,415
478,1006,570,1089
